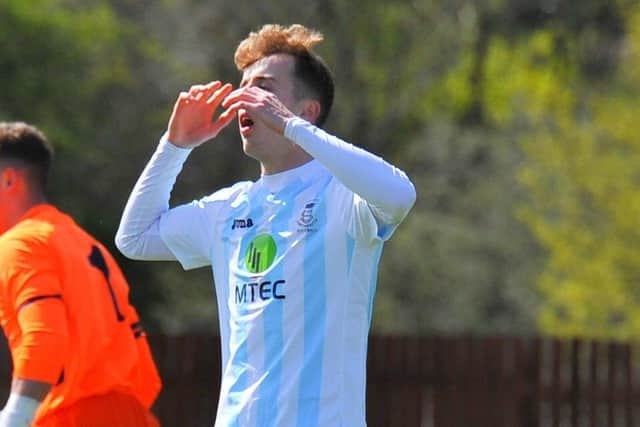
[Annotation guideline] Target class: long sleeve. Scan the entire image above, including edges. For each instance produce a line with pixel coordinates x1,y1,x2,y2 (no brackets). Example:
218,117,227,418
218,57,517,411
284,117,416,225
14,299,67,384
115,134,192,260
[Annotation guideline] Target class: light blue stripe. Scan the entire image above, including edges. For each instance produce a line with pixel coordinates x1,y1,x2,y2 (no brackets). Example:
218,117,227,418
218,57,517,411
366,245,384,325
256,188,297,423
227,190,266,427
296,200,326,427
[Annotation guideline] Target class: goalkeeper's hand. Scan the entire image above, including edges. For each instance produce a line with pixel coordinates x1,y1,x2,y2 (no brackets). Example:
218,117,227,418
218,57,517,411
0,393,40,427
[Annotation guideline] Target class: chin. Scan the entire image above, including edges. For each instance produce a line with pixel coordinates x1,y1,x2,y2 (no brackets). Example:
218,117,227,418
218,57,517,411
241,139,261,161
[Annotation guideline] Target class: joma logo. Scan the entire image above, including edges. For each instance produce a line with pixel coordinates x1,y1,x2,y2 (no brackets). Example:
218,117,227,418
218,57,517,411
232,218,254,230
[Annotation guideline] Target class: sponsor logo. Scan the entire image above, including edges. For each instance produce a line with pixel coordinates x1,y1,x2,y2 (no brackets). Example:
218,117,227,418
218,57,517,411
235,279,286,304
244,233,277,273
235,234,285,304
232,218,254,230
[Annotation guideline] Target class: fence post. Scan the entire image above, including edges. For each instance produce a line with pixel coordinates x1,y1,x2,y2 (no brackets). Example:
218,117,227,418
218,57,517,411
589,341,599,427
519,337,541,427
570,339,580,427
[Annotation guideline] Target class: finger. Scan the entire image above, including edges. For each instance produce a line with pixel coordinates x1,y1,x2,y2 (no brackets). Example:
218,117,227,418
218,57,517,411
210,109,238,133
221,88,255,108
192,81,222,95
174,91,192,109
220,100,252,118
217,106,238,124
178,82,225,107
206,83,234,106
188,84,208,96
204,80,222,89
221,90,239,108
199,81,224,99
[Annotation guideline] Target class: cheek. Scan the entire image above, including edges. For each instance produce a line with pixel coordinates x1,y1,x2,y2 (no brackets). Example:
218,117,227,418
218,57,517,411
0,213,8,235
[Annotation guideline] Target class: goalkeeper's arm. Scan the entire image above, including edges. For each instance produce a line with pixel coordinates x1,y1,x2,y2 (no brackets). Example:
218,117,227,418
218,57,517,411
1,297,66,426
0,379,49,427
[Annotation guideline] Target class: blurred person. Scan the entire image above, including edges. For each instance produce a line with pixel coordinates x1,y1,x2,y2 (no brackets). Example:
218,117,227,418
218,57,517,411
116,24,415,426
0,122,161,427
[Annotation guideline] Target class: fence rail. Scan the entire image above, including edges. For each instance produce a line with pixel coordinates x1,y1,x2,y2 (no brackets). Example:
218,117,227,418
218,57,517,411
2,334,640,426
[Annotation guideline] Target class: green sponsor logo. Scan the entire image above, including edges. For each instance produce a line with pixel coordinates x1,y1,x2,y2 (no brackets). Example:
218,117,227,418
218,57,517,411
244,234,277,273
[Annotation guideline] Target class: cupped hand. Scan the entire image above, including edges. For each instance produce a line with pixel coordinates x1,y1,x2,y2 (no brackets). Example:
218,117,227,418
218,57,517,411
167,81,235,148
221,87,295,135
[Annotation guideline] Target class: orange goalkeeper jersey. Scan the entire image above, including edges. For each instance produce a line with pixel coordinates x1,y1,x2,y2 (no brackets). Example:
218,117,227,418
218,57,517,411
0,204,161,423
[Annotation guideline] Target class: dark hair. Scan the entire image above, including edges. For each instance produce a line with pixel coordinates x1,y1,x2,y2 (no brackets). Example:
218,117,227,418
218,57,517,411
234,24,335,127
292,51,334,127
0,122,54,192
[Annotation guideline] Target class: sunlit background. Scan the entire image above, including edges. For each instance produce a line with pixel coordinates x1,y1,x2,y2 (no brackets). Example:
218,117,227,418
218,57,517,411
2,0,639,341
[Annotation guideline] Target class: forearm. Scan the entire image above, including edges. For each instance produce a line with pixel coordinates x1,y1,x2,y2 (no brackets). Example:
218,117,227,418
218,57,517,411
0,387,44,427
11,378,50,401
2,301,64,427
116,134,192,260
285,117,416,223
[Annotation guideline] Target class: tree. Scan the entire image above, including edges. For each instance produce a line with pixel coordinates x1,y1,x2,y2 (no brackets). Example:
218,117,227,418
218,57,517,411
0,0,175,328
519,5,640,339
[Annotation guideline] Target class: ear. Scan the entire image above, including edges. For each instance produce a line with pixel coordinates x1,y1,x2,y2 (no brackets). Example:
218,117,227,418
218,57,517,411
299,99,322,125
0,167,21,193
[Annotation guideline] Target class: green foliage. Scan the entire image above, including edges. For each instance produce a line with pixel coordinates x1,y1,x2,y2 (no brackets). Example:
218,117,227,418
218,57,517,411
1,0,130,139
515,6,640,339
0,0,177,329
4,0,636,338
375,121,541,334
522,109,640,339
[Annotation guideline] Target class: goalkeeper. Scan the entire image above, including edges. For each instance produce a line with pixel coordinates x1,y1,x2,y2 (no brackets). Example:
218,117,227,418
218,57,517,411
0,122,161,427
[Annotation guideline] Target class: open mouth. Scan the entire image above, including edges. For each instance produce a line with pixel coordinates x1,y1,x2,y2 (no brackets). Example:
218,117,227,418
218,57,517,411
239,111,254,129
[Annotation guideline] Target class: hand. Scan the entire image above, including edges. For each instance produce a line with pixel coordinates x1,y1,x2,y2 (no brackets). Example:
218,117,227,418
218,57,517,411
167,81,235,148
221,87,295,135
0,389,42,427
0,406,30,427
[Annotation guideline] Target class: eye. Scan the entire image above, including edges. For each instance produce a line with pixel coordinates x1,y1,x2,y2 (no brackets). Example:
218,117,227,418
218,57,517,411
257,84,272,92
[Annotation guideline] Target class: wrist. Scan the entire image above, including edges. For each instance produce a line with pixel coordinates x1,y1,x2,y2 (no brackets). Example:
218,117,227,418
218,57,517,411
284,116,309,140
0,393,41,427
160,132,193,153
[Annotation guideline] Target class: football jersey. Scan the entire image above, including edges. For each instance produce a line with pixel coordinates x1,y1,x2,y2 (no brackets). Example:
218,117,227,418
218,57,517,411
0,205,161,422
158,159,400,427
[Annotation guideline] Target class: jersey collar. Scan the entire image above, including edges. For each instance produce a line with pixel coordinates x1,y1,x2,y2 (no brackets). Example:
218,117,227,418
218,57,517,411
259,159,325,193
18,203,57,222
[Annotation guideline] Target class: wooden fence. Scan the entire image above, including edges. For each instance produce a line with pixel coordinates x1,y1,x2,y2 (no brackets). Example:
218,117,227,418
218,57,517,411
2,335,640,426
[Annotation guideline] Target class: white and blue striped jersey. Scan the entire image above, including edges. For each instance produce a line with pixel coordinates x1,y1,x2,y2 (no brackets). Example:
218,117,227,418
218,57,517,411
116,118,416,427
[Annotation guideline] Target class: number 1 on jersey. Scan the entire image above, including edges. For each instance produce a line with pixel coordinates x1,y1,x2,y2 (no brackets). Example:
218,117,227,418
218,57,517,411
88,245,125,322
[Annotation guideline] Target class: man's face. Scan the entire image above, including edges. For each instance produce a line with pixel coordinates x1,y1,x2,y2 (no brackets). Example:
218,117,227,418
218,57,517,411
237,54,302,159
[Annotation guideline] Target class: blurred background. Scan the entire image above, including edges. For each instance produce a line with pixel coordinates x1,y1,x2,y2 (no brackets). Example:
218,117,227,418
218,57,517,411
4,1,640,425
2,0,639,341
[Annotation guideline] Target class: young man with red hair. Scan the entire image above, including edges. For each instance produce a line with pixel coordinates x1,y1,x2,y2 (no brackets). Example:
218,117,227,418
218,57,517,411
117,24,416,426
0,122,161,427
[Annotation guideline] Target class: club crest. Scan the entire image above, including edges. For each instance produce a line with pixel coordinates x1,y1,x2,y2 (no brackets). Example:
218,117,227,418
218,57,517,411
297,200,319,231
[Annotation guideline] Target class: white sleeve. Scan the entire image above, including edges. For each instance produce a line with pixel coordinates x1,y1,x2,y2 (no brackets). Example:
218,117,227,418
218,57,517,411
157,198,216,270
284,117,416,226
115,133,192,261
157,183,251,270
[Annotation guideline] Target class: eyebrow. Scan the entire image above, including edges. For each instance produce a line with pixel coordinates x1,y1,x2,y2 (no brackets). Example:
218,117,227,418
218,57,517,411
240,76,276,87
